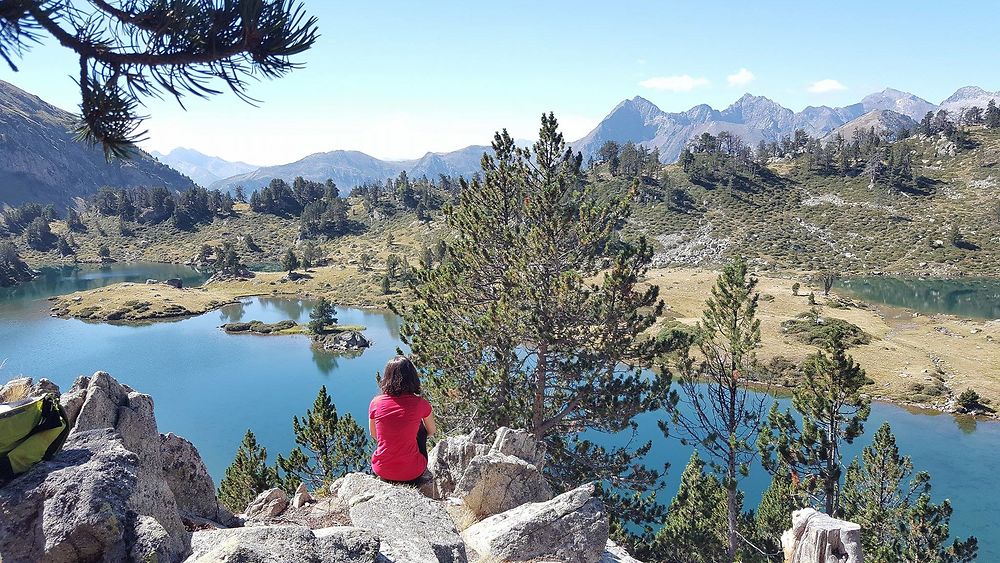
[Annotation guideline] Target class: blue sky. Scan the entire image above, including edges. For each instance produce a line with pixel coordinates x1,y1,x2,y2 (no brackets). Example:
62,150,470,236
3,1,999,165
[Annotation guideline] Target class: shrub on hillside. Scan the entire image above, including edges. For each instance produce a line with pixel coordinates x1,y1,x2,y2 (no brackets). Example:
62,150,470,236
780,308,871,347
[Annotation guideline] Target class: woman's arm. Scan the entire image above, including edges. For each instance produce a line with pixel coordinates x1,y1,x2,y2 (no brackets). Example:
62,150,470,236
369,417,377,439
422,411,436,437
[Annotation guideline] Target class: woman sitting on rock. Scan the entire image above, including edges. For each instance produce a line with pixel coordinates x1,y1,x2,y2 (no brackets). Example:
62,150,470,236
368,355,436,484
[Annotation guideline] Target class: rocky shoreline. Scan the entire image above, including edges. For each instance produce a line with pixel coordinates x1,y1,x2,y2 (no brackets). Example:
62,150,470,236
0,373,631,562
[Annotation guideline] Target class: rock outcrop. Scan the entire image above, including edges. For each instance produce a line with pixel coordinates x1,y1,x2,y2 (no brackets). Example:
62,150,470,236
313,330,373,352
462,482,609,563
425,431,490,499
0,429,175,563
161,432,238,526
329,473,468,563
0,372,230,562
63,371,190,559
0,376,59,401
427,426,552,518
602,540,644,563
781,508,863,563
186,525,380,563
454,451,553,519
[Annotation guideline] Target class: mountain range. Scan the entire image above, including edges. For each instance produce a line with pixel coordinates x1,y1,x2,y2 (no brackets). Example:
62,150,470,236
151,148,258,188
2,79,998,208
0,80,193,209
208,86,999,193
573,86,1000,164
207,144,488,193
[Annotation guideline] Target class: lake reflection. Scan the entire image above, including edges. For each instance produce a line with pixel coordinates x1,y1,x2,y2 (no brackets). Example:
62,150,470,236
837,277,1000,320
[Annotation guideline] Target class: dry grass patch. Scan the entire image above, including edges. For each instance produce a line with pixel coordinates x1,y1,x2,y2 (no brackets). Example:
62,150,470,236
646,267,1000,411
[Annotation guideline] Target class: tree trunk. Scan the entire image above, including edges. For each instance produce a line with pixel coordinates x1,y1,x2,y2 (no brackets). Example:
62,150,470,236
532,342,547,438
727,461,739,563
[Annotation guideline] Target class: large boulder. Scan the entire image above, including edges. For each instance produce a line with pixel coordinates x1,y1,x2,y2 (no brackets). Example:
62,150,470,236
454,451,553,519
781,508,863,563
0,428,186,563
425,426,546,504
160,432,238,526
425,432,490,499
330,473,468,563
462,483,609,563
67,371,190,558
186,525,380,563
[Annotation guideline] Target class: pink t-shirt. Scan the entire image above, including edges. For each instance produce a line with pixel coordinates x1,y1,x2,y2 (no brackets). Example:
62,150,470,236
369,394,432,481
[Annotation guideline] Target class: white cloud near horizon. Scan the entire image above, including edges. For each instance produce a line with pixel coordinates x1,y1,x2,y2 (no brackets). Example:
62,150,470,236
727,68,755,87
807,79,847,93
639,75,710,92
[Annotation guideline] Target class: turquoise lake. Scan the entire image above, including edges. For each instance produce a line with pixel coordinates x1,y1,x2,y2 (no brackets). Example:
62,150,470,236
1,264,997,558
838,276,1000,320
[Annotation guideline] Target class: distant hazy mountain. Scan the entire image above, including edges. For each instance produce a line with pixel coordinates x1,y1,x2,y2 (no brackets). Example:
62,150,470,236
570,87,975,163
822,109,917,141
211,145,490,194
151,147,257,188
0,80,193,209
938,86,1000,113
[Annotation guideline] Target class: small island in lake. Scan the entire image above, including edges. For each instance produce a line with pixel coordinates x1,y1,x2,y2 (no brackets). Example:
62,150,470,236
221,298,372,353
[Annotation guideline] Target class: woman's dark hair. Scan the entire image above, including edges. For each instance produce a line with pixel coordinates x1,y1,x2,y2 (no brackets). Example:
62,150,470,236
380,355,421,396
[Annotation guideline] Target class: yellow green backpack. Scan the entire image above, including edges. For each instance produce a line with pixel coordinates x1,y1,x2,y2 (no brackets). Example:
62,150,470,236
0,394,70,481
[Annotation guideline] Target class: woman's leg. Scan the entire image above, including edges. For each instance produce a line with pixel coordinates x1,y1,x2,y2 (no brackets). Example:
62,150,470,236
417,423,428,459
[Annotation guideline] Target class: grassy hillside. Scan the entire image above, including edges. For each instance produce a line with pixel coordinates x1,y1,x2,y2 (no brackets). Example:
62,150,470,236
616,127,1000,276
14,200,444,308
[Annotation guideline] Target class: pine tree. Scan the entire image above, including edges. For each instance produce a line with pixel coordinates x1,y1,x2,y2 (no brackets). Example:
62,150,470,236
752,468,797,560
65,209,85,232
218,430,277,512
57,235,74,256
421,246,434,270
434,240,447,263
275,386,370,491
842,423,925,560
986,100,1000,129
301,241,322,269
646,451,730,563
759,329,871,516
282,248,299,273
666,257,768,562
397,114,669,534
381,275,391,295
358,251,374,272
841,423,977,562
900,494,977,563
308,297,336,334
